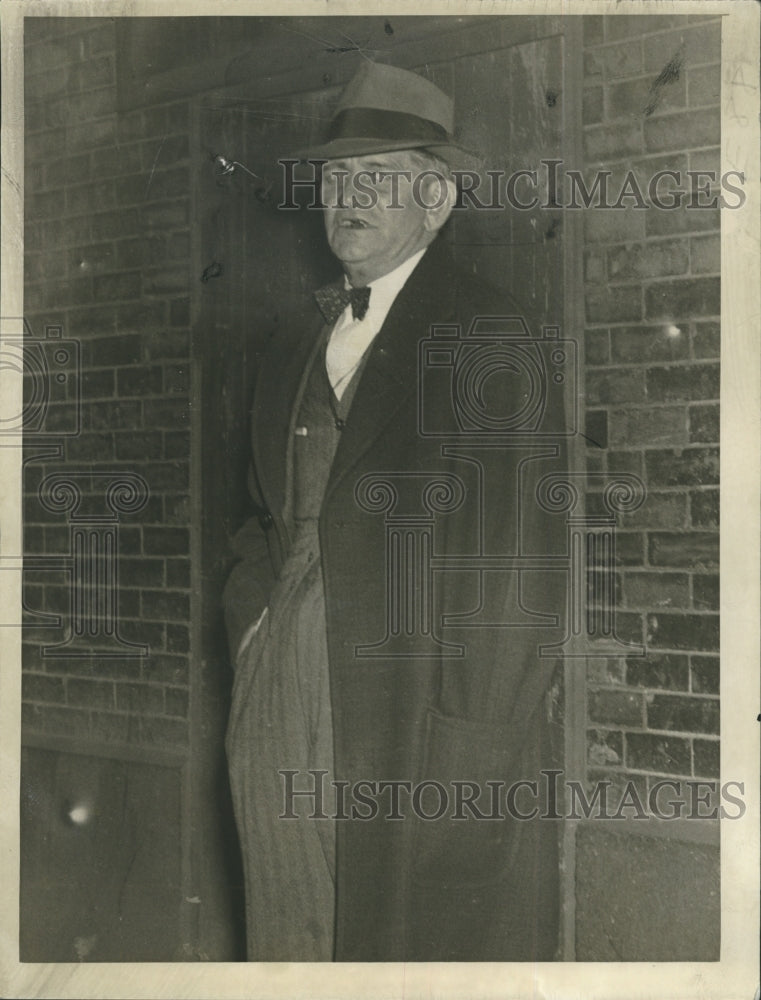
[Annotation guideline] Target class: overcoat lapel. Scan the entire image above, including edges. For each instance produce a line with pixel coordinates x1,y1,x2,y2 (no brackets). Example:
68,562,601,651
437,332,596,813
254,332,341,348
250,314,327,521
325,239,457,502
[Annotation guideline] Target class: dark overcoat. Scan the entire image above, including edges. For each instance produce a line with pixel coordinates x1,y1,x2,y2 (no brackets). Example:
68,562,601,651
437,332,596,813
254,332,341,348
224,236,568,961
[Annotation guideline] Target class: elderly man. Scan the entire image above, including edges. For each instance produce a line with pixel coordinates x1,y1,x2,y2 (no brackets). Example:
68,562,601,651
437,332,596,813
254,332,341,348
224,62,566,962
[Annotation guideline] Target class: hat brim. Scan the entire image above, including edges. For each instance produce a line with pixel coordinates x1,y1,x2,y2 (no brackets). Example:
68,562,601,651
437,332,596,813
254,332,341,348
293,136,481,174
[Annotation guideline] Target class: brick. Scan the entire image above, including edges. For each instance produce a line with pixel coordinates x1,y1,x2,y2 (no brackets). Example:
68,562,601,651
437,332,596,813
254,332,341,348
139,715,188,748
116,682,164,714
690,655,719,695
26,129,67,162
139,200,189,231
118,527,142,556
142,527,189,556
147,654,189,686
143,398,189,428
646,363,719,402
645,204,720,237
42,216,91,249
605,15,685,41
626,652,689,691
608,451,644,478
584,206,646,244
587,656,627,686
65,432,114,462
28,705,91,739
643,108,720,153
585,329,610,365
70,54,115,91
140,589,190,622
643,23,721,75
67,242,117,276
583,15,604,45
693,574,719,612
624,571,690,609
142,134,190,170
688,403,719,443
646,611,718,652
584,410,607,449
67,677,115,710
115,431,163,460
85,399,141,431
139,461,189,491
25,65,71,100
22,673,66,704
588,689,644,727
88,333,142,366
89,710,134,743
607,74,686,121
619,492,688,531
626,731,691,775
91,207,139,239
647,693,718,734
646,446,718,487
117,365,164,396
686,63,720,108
690,489,718,528
692,738,719,778
143,266,189,297
90,142,144,180
586,368,646,405
599,40,643,80
86,22,116,55
608,240,688,283
587,729,623,768
585,285,642,324
648,531,718,568
609,406,687,448
115,301,167,333
115,236,166,269
165,558,190,588
583,86,603,125
164,495,190,526
165,623,190,654
688,147,720,178
93,271,142,302
165,687,190,718
66,179,117,218
67,304,117,336
142,330,191,361
116,622,164,655
584,122,643,163
169,298,191,327
690,234,719,275
613,611,644,646
69,117,117,151
584,50,603,81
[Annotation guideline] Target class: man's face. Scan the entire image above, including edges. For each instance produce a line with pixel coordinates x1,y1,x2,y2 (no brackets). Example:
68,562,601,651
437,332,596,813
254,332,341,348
321,151,446,286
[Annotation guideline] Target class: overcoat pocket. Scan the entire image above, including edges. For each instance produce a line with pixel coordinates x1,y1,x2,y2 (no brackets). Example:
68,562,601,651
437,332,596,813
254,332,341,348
411,709,524,888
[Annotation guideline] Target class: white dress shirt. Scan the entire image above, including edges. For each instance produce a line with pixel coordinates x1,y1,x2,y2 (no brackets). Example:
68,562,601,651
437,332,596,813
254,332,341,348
325,247,427,400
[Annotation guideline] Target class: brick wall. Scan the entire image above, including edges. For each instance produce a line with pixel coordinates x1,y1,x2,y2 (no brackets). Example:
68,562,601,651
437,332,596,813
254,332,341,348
580,14,721,800
22,18,193,750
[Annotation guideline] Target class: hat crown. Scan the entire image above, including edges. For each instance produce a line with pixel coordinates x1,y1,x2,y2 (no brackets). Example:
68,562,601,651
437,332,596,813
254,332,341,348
335,62,454,135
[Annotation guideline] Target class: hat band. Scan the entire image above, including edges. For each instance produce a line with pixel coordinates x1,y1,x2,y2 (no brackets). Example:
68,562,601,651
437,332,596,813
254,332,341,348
327,107,451,147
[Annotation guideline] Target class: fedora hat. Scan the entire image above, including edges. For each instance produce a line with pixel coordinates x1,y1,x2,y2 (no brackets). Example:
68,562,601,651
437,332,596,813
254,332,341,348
298,62,478,170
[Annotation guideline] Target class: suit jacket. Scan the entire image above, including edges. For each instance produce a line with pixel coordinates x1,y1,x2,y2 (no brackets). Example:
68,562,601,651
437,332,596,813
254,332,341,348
223,236,568,961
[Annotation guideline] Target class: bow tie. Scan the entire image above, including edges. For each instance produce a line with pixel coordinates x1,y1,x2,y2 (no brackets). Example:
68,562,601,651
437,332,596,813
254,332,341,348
314,282,371,326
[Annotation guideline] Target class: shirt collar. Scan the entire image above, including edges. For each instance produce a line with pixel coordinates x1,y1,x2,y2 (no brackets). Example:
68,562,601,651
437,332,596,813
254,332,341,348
342,246,428,323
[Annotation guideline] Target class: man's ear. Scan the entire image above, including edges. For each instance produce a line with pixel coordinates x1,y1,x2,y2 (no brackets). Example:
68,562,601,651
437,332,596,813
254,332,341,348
422,176,457,234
